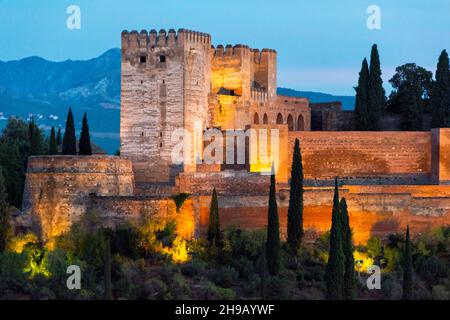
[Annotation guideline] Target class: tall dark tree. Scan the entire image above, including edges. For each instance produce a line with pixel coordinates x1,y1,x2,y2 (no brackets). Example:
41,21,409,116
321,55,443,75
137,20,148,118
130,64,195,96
56,127,62,147
402,225,413,300
28,117,35,143
49,127,58,155
399,84,423,131
0,143,24,208
431,50,450,128
0,118,30,207
388,63,433,130
340,198,355,300
0,167,11,252
79,112,92,156
62,108,77,155
354,58,370,130
207,188,221,246
104,230,113,300
266,171,280,276
287,138,304,255
29,120,44,156
325,178,345,300
367,44,385,130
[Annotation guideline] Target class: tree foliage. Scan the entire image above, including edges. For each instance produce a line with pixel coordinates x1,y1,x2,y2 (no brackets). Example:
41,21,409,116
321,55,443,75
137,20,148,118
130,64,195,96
431,50,450,128
49,127,58,155
402,225,413,300
266,172,280,276
207,188,221,247
340,198,355,300
287,138,304,254
79,112,92,156
325,178,344,300
388,63,433,130
62,108,77,155
367,44,385,130
354,58,370,130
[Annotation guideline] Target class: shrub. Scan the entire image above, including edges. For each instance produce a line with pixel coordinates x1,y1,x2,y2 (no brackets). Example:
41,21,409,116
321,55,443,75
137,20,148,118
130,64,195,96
432,285,450,300
0,251,27,292
416,255,447,284
211,266,239,288
266,276,293,300
366,236,383,259
181,259,207,277
172,193,190,212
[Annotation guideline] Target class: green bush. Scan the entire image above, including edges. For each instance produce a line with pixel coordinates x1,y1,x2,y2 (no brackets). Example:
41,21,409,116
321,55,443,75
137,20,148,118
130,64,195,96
211,266,239,288
180,259,207,277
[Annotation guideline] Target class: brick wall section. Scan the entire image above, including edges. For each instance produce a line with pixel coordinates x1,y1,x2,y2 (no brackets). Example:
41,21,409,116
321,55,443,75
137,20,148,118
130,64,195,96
20,156,134,242
432,128,450,184
176,171,270,196
89,196,196,239
196,185,450,244
289,131,432,181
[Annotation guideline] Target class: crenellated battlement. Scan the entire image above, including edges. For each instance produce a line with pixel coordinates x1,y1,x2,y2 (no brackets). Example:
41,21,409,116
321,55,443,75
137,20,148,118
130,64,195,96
121,28,211,50
212,44,253,57
252,48,277,64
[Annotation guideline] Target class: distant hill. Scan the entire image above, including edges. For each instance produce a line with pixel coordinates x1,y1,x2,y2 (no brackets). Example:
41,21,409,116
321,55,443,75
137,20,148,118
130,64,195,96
277,88,355,110
0,49,121,153
0,49,355,153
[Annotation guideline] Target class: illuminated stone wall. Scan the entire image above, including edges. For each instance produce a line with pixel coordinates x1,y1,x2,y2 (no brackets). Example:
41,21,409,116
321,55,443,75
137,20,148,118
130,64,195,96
288,131,432,182
89,196,196,240
195,185,450,244
20,156,134,243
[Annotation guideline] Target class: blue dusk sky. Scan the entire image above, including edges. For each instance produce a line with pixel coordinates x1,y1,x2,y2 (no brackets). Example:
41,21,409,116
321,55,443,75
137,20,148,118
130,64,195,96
0,0,449,95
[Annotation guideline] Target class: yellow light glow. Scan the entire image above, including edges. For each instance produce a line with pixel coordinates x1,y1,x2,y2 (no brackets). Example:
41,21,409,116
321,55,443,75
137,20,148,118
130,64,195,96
162,236,190,263
8,233,38,254
353,251,374,272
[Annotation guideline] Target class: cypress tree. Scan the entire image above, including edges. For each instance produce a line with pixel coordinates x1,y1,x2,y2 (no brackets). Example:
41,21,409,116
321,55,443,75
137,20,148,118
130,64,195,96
104,230,113,300
0,167,11,252
49,127,58,155
56,127,62,147
402,225,413,300
207,188,221,246
287,138,304,255
340,198,355,300
367,44,385,130
325,178,345,300
266,171,280,276
30,124,44,156
62,108,77,155
354,58,370,130
28,117,35,143
431,50,450,128
79,112,92,156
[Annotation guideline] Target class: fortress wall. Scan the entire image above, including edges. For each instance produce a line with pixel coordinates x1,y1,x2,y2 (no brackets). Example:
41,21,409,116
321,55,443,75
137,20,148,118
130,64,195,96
195,185,450,244
20,156,134,244
89,196,197,240
431,128,450,184
288,131,432,181
176,171,270,196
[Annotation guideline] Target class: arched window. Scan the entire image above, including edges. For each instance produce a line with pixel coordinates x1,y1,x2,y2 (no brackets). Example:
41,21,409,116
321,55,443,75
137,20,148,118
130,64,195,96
263,113,269,124
254,112,260,124
297,114,305,131
276,113,283,124
287,114,294,131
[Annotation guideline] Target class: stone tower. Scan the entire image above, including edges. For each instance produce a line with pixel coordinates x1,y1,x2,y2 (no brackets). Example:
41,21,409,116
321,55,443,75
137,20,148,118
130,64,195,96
120,29,211,184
